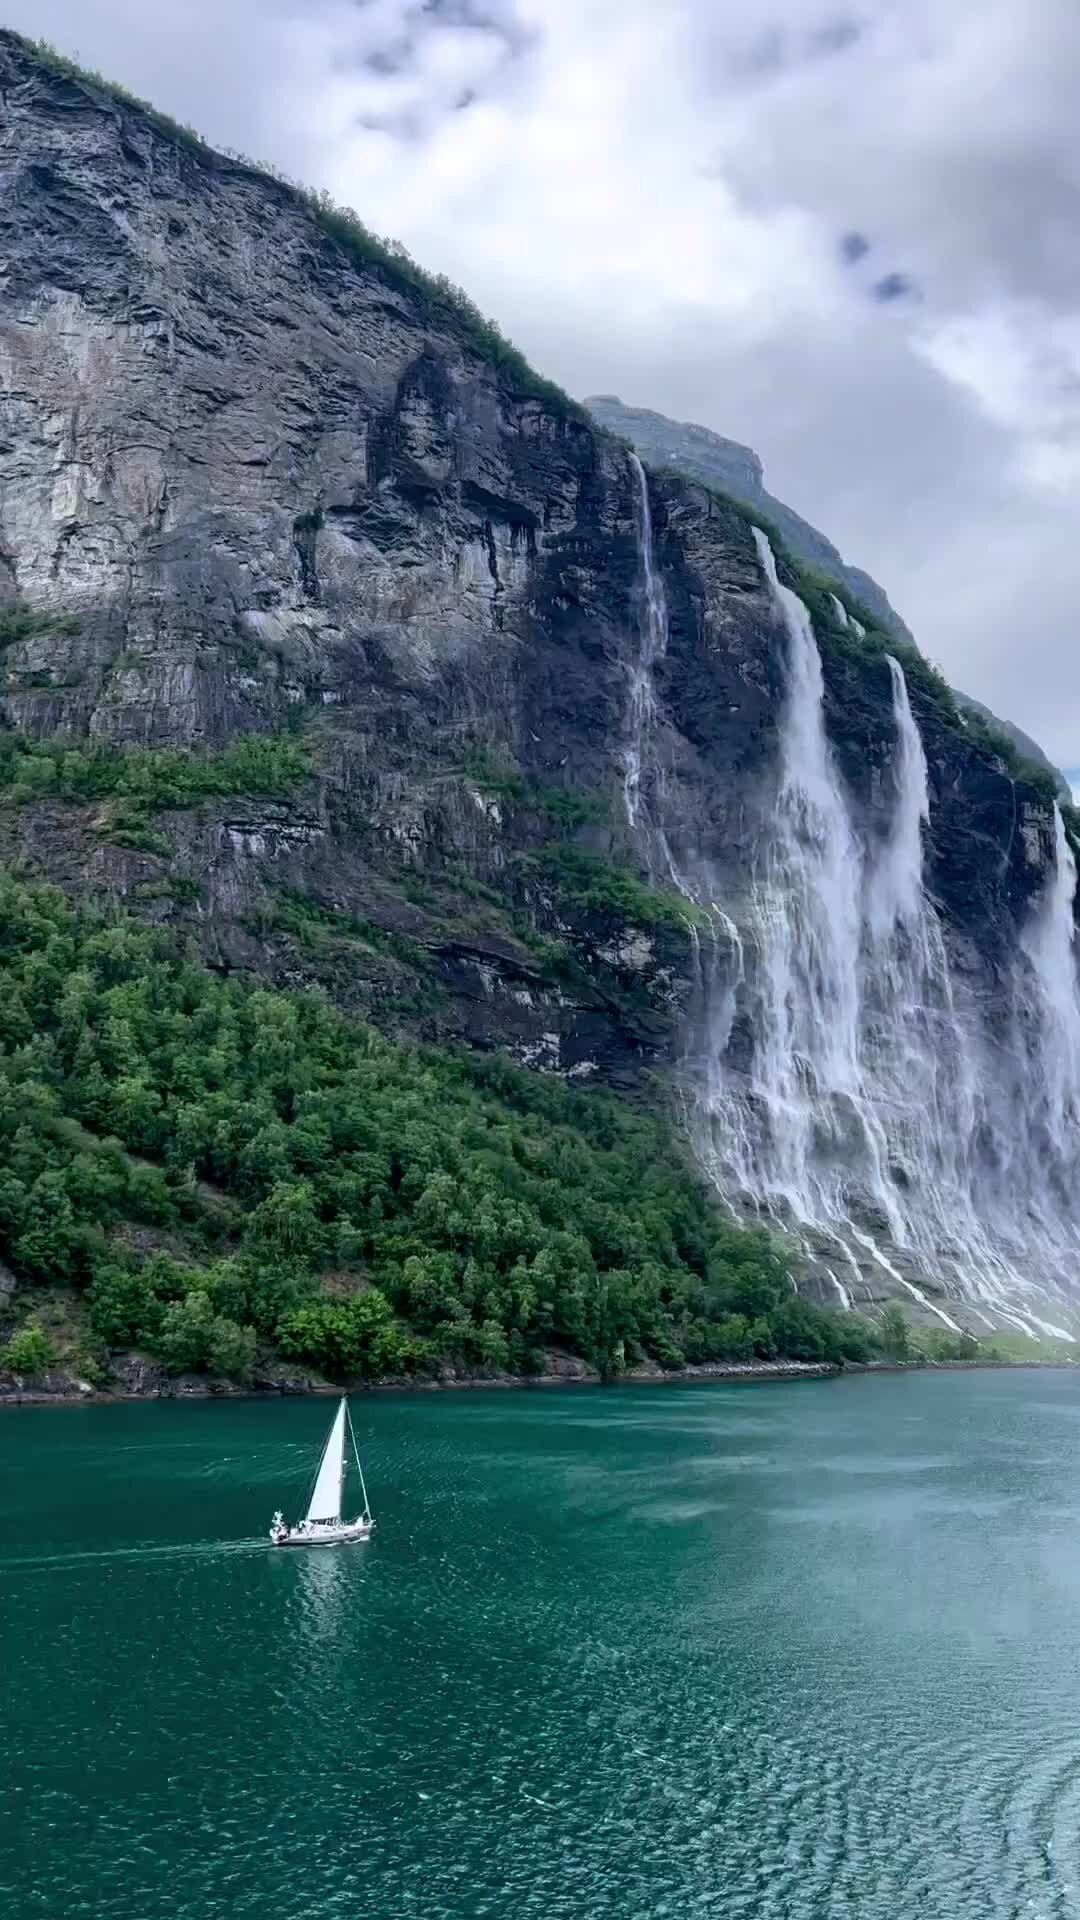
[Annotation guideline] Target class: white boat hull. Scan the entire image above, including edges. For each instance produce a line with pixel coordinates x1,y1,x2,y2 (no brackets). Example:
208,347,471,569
271,1518,375,1548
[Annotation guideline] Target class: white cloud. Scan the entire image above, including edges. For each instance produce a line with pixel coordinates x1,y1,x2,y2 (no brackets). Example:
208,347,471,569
8,0,1080,765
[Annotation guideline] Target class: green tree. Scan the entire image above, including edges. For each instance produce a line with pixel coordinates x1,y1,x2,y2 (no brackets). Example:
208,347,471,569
277,1290,410,1379
880,1302,912,1361
919,1327,981,1364
749,1316,777,1358
158,1291,216,1373
206,1315,257,1381
464,1318,511,1374
829,1314,879,1364
2,1322,53,1375
87,1263,160,1347
245,1181,325,1275
12,1173,80,1283
711,1313,754,1361
769,1297,843,1363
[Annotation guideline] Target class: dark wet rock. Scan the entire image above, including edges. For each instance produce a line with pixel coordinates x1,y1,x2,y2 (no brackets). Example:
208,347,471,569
108,1352,168,1397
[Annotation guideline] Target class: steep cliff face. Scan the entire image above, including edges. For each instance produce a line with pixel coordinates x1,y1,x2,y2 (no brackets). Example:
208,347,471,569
0,34,1075,1329
0,33,711,1084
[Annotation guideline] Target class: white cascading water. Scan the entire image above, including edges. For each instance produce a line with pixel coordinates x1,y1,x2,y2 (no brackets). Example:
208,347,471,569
623,465,1080,1333
1010,809,1080,1232
1020,808,1080,1127
623,454,668,833
723,531,881,1231
623,456,715,912
866,657,925,934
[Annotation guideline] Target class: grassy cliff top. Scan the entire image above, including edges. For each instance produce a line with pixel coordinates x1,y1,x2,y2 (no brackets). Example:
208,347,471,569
2,28,587,425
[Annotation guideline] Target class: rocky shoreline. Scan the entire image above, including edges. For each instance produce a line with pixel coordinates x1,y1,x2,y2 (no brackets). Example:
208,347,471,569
4,1352,1077,1407
0,1354,840,1405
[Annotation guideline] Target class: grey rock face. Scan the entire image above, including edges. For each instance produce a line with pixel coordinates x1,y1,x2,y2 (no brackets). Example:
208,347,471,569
951,692,1071,804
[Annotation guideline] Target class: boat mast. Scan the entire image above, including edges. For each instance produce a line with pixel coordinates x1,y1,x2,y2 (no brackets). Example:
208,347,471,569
334,1397,346,1520
345,1399,372,1521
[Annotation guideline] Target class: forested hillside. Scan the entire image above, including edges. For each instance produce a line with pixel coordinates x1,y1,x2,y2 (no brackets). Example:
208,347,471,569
0,879,883,1387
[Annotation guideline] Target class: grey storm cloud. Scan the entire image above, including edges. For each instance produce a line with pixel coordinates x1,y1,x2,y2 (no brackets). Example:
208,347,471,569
8,0,1080,767
872,273,917,304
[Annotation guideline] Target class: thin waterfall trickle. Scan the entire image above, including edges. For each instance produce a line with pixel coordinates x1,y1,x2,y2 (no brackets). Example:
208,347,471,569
623,454,668,833
1021,806,1080,1131
866,657,927,936
622,455,710,912
1008,804,1080,1232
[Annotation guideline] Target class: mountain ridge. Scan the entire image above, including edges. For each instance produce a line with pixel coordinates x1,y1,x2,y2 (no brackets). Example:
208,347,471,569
0,27,1075,1379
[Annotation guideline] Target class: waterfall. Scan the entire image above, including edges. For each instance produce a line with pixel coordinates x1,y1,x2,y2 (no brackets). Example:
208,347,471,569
1004,805,1080,1260
623,454,668,832
721,530,889,1229
622,455,706,909
623,482,1080,1334
1020,806,1080,1134
866,657,926,936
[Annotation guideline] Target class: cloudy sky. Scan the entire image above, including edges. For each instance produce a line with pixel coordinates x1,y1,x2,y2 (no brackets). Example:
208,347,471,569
11,0,1080,779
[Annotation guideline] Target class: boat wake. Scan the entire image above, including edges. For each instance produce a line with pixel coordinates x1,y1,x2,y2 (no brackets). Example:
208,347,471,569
0,1538,269,1574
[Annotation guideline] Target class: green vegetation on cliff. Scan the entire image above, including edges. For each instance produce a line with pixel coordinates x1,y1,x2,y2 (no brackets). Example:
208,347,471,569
529,845,705,936
0,730,310,810
0,875,874,1385
0,606,79,650
0,729,312,860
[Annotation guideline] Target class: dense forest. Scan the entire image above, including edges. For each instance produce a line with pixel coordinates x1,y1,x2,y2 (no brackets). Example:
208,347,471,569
0,875,899,1386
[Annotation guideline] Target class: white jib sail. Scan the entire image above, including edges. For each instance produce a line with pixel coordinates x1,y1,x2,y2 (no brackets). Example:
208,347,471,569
305,1399,347,1525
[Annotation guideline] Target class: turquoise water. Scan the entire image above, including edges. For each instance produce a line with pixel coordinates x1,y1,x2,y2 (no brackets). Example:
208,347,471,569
4,1372,1080,1917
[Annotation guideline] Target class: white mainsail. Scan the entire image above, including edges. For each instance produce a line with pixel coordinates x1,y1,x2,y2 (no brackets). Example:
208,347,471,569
305,1399,347,1525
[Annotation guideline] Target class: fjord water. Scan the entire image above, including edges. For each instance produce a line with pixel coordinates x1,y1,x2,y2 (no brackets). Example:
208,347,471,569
6,1377,1080,1919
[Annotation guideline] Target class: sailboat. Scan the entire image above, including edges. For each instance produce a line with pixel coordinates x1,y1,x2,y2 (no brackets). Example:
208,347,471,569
269,1397,375,1548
